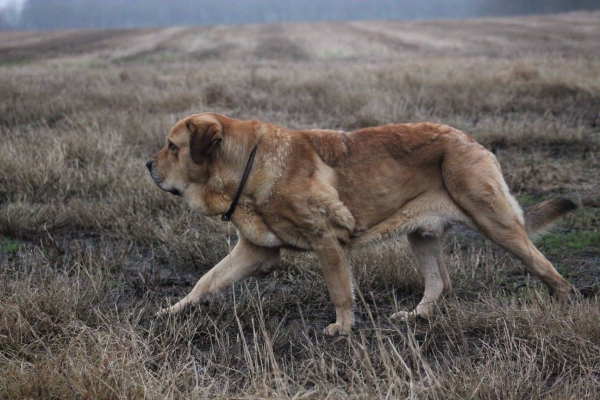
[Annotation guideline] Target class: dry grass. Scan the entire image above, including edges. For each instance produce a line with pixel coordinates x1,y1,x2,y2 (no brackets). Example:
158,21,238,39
1,12,600,399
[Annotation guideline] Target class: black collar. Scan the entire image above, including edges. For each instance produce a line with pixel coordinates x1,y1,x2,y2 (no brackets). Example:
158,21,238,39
221,143,259,222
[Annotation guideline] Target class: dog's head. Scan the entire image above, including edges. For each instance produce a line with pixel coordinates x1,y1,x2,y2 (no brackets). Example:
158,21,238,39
146,113,223,210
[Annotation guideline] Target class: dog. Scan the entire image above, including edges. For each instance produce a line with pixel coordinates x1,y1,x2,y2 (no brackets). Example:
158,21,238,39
146,112,576,336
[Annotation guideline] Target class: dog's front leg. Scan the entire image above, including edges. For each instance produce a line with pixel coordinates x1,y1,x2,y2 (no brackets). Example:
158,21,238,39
312,233,354,336
157,236,280,315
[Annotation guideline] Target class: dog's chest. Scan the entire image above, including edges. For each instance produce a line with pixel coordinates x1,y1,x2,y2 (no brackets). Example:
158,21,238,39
231,205,284,247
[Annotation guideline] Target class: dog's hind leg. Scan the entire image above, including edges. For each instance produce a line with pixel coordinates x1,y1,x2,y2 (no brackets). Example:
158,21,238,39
464,208,572,299
391,231,451,321
442,149,573,299
157,236,280,316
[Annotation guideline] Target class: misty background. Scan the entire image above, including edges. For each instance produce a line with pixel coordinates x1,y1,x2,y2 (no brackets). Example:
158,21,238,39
1,0,599,31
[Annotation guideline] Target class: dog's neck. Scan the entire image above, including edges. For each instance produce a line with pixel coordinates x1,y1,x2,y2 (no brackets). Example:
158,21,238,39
207,120,262,215
199,118,291,221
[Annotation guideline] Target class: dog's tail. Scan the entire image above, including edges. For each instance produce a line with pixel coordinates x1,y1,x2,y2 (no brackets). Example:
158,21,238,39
524,198,577,238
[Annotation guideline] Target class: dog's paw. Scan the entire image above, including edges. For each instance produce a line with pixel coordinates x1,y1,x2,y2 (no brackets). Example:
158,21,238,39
550,284,581,302
323,322,351,337
548,283,578,301
155,298,208,317
390,310,417,321
570,286,583,300
155,303,184,317
155,307,170,317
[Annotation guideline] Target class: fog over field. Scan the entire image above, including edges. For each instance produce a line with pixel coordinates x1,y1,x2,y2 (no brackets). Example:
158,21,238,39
1,9,599,400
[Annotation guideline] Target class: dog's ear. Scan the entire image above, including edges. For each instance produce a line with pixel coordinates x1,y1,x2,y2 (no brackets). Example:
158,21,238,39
187,120,223,164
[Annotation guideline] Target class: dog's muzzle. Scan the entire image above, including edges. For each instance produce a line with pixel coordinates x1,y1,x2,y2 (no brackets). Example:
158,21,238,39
145,159,160,185
146,160,182,196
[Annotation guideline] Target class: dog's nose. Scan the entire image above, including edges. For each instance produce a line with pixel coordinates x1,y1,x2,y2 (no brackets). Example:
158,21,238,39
146,160,153,172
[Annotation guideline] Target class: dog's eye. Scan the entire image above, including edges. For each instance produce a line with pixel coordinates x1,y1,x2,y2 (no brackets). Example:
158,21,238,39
168,142,178,152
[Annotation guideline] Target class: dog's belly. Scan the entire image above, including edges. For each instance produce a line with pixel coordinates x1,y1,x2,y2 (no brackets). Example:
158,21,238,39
348,190,470,246
337,160,442,232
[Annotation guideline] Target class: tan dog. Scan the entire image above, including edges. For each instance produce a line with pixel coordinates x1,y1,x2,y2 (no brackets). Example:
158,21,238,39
146,113,576,336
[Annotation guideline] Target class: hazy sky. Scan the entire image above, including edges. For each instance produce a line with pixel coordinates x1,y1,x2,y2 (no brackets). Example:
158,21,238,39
3,0,599,31
0,0,24,9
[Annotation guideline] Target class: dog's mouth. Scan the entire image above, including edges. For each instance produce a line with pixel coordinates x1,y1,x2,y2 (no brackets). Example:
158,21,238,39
146,161,183,197
148,172,181,196
167,187,182,196
148,172,163,187
153,179,183,197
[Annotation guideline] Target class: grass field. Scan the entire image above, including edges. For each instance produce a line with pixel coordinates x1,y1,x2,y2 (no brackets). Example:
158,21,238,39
1,11,600,399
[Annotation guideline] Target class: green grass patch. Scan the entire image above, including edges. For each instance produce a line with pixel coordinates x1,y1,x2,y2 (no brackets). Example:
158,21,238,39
517,194,540,206
555,262,575,278
539,230,600,255
0,237,23,254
